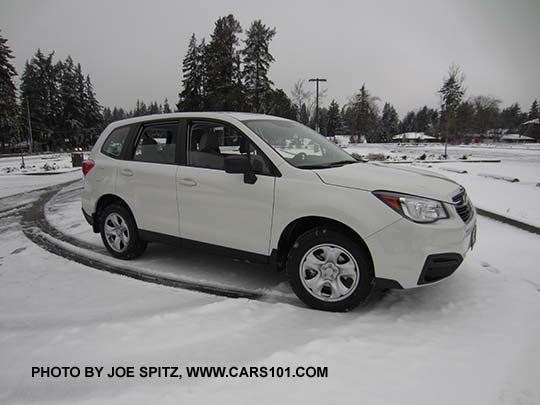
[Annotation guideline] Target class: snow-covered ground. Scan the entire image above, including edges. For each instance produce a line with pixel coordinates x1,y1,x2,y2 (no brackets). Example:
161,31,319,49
1,145,539,404
0,153,81,198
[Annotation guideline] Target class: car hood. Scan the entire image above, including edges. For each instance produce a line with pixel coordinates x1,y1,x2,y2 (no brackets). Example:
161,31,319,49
314,162,460,203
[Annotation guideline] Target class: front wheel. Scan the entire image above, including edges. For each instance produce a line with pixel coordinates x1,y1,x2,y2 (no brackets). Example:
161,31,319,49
99,204,147,260
286,228,374,311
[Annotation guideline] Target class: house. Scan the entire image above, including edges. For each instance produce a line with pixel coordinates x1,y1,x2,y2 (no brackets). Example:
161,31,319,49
522,118,540,141
500,134,535,143
392,132,437,143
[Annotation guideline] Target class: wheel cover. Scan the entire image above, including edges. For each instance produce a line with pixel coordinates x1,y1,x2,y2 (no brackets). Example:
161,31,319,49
299,244,360,302
104,213,130,253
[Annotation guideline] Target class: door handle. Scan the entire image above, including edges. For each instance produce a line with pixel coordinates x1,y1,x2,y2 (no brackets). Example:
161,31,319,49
179,178,197,187
120,168,133,177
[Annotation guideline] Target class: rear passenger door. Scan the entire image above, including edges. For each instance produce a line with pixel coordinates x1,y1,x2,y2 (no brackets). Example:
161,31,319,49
115,121,180,238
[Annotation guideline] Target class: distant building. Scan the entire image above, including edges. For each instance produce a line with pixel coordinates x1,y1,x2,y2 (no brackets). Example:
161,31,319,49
500,134,535,143
392,132,437,143
522,118,540,141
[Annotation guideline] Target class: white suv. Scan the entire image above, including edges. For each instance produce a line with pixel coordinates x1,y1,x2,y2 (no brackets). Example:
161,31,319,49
82,112,476,311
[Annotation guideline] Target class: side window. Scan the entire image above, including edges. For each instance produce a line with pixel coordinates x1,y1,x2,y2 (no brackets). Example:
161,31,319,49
188,122,272,175
101,126,130,158
133,123,177,164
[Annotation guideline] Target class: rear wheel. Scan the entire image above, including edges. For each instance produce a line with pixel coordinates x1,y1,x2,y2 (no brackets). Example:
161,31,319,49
99,204,147,259
286,228,374,311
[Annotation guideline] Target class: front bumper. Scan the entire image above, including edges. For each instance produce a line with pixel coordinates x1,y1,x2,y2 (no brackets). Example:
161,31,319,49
367,207,477,289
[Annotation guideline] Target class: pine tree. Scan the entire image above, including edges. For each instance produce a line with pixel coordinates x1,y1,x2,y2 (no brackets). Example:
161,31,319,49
439,64,465,146
399,111,416,134
206,14,244,110
0,30,18,152
242,20,276,112
58,56,85,147
178,34,206,111
299,103,310,126
500,103,525,132
379,102,399,142
348,84,380,142
456,101,474,136
82,74,102,146
264,88,296,119
528,100,539,120
19,49,61,150
326,100,342,137
163,98,172,113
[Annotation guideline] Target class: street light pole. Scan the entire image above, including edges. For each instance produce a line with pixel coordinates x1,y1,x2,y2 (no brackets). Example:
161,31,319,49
309,77,327,133
26,99,33,154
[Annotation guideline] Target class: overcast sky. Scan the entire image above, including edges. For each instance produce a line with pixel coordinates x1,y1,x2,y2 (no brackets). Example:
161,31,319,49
1,0,539,116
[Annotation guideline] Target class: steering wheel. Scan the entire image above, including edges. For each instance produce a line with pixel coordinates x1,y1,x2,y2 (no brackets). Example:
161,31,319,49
291,152,308,163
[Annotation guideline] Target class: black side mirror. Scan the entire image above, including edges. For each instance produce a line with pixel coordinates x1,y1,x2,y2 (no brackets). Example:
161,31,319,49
224,155,257,184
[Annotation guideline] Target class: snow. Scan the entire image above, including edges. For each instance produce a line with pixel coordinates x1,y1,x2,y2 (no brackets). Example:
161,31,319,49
500,134,534,141
1,144,540,404
392,132,436,141
0,153,82,198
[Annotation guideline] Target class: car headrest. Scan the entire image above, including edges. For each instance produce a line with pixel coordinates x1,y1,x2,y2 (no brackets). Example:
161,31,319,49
200,132,219,152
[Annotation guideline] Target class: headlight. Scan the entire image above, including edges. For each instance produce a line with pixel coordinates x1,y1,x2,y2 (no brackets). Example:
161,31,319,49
373,191,448,223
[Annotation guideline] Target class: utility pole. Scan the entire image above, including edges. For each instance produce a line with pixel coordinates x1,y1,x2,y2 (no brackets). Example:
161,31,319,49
26,99,33,154
309,77,327,133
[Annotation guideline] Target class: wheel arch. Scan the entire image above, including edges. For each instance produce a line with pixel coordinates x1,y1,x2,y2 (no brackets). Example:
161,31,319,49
93,194,136,233
274,216,374,273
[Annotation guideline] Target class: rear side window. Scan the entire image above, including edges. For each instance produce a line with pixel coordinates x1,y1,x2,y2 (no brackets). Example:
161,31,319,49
133,123,177,164
101,126,130,158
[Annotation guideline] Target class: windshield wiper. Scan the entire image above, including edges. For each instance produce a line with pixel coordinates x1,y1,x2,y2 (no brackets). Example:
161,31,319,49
328,160,358,167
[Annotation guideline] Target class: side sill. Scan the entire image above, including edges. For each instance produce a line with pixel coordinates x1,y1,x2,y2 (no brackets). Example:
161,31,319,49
139,229,270,265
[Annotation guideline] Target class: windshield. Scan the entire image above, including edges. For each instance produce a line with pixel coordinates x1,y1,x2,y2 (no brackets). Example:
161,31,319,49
243,119,357,169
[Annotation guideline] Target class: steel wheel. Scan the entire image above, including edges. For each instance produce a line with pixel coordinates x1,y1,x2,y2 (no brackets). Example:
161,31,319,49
104,212,130,253
299,243,360,302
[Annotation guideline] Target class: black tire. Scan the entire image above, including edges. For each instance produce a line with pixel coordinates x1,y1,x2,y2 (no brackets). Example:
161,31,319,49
286,227,374,312
99,203,147,260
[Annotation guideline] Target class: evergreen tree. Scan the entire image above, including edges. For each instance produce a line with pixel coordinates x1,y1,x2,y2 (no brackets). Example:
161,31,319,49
348,84,380,142
19,50,61,150
528,100,539,120
242,20,276,112
264,88,296,119
456,101,475,136
58,56,85,147
178,34,206,111
206,15,244,110
133,100,148,116
148,101,161,115
400,111,416,133
299,103,310,126
102,107,113,125
163,98,172,113
439,64,466,144
82,74,102,146
0,30,18,152
499,103,525,132
379,102,399,142
326,100,342,137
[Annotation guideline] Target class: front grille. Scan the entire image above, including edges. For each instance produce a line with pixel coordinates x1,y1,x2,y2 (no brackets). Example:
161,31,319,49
452,189,473,223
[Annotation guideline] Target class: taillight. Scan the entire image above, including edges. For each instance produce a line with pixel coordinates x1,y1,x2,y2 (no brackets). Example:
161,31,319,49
82,159,95,176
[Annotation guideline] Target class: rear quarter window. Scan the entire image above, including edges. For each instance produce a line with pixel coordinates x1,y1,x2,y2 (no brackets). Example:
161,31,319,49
101,126,131,158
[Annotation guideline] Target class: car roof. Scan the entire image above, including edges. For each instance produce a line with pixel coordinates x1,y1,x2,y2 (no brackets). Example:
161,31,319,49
106,112,289,129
